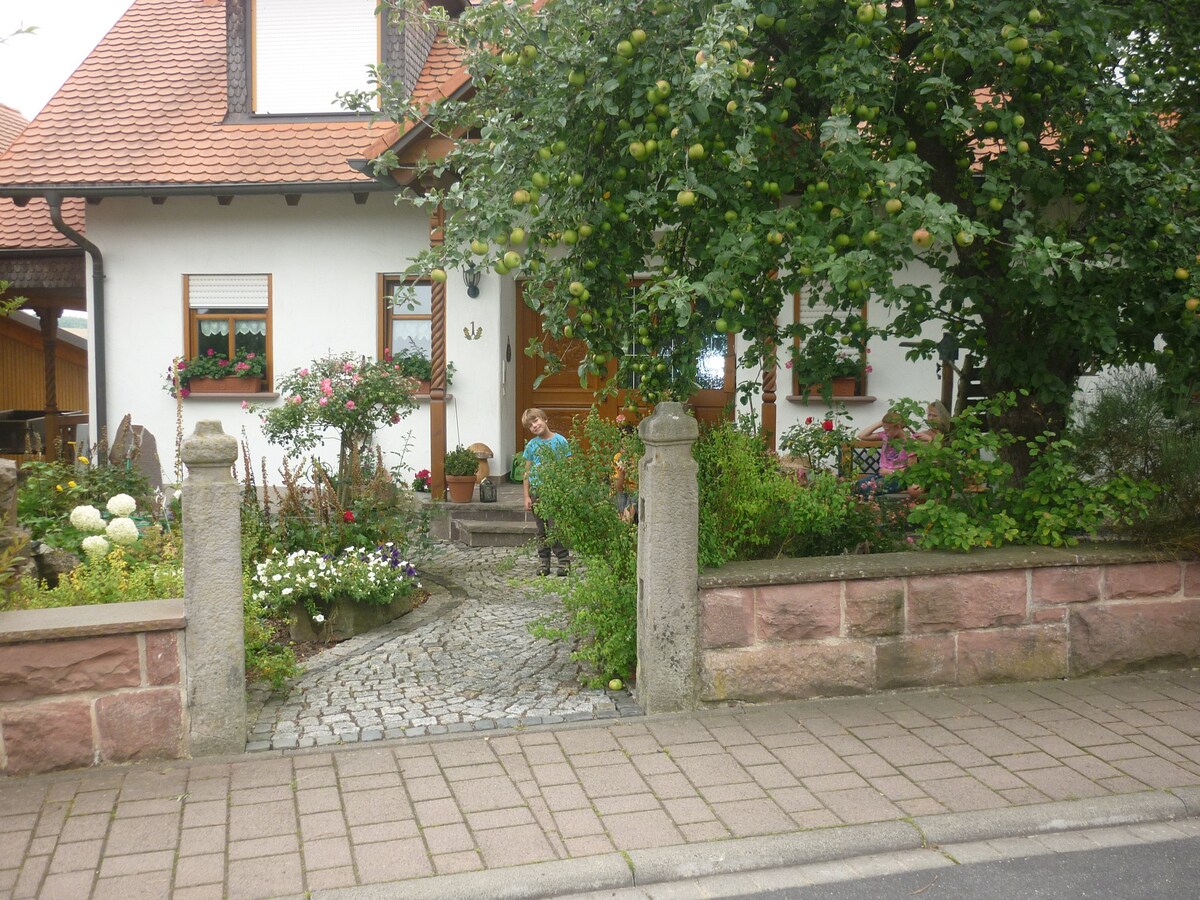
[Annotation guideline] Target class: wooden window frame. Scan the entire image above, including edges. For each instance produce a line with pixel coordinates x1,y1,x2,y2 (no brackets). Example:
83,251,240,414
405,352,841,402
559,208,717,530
379,274,433,361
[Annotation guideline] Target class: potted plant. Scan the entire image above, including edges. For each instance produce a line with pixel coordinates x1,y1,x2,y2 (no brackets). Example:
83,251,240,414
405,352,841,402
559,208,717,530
386,346,455,394
444,444,479,502
164,348,267,397
789,349,863,397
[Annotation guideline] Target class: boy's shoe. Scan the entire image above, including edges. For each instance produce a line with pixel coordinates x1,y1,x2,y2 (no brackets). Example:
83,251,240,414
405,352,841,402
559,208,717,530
537,566,551,576
556,567,570,577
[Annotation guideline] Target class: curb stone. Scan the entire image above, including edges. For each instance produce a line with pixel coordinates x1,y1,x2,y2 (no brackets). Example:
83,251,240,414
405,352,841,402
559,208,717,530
311,791,1194,900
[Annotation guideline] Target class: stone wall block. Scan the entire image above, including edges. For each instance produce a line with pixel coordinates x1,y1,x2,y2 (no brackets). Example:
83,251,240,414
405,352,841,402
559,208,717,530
700,588,755,649
144,631,182,686
1104,562,1182,600
875,635,956,690
908,571,1027,633
844,578,905,637
1070,599,1200,676
1,699,94,775
0,635,140,702
958,625,1068,685
1032,566,1101,605
756,582,840,642
1186,562,1200,599
1033,607,1067,624
700,642,873,703
96,689,185,764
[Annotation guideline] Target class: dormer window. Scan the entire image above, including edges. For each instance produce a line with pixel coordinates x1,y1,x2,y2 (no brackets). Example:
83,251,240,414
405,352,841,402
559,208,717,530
252,0,380,115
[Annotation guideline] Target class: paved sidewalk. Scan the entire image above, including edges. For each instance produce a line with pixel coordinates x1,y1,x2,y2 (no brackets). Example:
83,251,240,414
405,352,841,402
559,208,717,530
6,669,1200,898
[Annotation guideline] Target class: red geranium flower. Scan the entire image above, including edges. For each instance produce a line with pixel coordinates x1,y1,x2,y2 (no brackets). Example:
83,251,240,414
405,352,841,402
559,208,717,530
822,420,834,431
343,510,355,523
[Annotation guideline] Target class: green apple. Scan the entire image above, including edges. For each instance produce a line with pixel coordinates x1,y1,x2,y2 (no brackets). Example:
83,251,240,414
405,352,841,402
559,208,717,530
430,268,447,283
912,227,933,248
608,678,623,691
885,198,903,215
677,190,697,207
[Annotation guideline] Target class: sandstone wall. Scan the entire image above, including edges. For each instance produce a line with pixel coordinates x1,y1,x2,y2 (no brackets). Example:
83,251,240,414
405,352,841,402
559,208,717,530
0,598,187,776
699,547,1200,704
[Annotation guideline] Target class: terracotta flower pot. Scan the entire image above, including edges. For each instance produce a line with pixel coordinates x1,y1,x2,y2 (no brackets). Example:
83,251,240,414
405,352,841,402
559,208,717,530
186,376,263,394
445,474,477,503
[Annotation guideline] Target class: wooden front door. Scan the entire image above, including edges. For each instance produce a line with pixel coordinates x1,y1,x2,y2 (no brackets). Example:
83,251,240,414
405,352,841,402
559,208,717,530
514,284,735,445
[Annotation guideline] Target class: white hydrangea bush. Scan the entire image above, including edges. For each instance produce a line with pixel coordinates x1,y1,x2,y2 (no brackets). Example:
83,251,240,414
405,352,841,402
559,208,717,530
69,505,106,533
105,517,140,546
106,493,137,517
81,535,111,558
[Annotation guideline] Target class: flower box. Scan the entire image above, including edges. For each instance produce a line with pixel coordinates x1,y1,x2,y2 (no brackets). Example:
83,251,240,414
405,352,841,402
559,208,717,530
800,375,858,397
290,592,419,643
186,376,264,394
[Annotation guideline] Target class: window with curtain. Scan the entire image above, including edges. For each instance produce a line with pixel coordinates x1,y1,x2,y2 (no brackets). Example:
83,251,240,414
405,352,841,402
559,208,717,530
185,274,271,386
380,276,432,378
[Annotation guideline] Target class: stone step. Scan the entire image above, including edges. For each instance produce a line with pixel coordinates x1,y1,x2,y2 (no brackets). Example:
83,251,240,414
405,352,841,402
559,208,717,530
453,519,539,548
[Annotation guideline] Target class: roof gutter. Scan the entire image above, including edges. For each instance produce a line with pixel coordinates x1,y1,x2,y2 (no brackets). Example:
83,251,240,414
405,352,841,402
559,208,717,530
0,181,395,201
45,191,107,437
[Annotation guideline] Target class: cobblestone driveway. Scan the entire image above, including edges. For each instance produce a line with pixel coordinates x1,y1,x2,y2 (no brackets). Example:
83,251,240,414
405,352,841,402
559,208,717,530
247,542,641,751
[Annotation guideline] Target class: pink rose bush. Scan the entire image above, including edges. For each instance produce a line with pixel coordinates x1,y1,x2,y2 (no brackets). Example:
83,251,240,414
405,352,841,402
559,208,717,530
250,351,418,478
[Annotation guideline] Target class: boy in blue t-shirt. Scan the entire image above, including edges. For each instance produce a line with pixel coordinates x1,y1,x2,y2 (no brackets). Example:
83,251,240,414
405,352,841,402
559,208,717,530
521,407,571,576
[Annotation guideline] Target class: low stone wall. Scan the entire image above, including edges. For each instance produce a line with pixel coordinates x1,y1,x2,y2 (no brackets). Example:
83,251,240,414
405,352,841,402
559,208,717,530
699,545,1200,704
0,598,187,776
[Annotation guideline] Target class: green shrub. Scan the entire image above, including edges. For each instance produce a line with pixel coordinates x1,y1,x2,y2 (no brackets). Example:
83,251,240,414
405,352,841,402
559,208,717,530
694,422,901,566
4,537,183,611
904,394,1156,550
18,456,153,548
528,411,642,683
1067,368,1200,547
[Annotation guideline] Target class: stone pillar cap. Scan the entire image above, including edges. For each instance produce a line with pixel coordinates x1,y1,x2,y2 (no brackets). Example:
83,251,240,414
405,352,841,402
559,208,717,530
180,420,238,467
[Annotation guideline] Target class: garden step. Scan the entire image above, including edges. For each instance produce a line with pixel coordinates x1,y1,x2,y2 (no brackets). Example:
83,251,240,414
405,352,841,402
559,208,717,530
453,518,539,548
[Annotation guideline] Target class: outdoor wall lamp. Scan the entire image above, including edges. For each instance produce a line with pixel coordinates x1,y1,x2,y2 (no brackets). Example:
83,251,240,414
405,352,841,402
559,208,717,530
463,264,482,299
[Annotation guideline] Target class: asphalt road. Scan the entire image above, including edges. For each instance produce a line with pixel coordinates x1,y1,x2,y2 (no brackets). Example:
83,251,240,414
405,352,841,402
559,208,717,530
749,836,1200,899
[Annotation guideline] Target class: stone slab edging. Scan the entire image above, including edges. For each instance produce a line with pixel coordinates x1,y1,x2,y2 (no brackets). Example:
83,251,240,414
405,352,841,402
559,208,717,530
699,544,1178,589
0,597,185,645
310,790,1193,900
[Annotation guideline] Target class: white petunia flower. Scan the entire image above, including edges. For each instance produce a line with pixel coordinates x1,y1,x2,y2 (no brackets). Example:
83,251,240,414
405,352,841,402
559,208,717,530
105,517,140,545
313,614,326,624
69,505,106,533
106,493,137,516
281,587,293,596
81,535,111,557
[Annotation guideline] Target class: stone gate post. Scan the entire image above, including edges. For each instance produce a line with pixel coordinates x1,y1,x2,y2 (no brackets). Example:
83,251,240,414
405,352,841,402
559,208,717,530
180,420,245,756
636,402,700,714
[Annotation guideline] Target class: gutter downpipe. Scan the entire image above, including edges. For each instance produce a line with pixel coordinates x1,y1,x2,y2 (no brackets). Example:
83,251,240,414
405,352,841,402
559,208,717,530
46,191,107,438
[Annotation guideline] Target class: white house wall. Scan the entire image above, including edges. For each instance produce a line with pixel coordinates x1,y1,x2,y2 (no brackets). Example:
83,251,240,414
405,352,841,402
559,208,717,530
85,193,508,486
739,255,948,436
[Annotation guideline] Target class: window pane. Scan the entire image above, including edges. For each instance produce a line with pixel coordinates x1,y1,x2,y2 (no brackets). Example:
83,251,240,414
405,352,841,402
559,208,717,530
696,333,726,390
234,320,268,356
197,328,227,357
391,320,432,358
386,281,431,316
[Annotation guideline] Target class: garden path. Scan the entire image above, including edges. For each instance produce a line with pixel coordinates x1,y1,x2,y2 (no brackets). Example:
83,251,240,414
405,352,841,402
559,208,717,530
246,541,642,751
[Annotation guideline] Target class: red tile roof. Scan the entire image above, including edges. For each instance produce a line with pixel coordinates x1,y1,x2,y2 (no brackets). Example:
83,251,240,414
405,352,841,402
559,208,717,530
0,105,84,249
0,198,85,251
0,104,27,155
0,0,468,192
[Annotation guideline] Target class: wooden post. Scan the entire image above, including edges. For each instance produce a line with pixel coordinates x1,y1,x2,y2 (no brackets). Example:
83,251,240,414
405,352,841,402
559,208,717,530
761,344,777,453
428,205,448,499
37,307,61,462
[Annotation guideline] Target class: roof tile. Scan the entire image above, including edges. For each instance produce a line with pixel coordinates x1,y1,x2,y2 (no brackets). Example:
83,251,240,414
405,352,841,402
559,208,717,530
0,0,467,189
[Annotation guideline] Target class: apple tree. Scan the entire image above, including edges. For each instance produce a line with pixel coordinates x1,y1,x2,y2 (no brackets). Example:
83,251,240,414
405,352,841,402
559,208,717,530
375,0,1200,469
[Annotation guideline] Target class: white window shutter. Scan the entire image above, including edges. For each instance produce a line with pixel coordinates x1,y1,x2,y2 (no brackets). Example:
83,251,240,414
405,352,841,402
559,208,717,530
253,0,378,115
188,275,270,309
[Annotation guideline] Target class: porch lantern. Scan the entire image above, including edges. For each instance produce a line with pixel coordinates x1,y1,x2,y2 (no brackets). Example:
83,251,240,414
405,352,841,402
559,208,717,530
478,477,497,503
463,264,482,298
